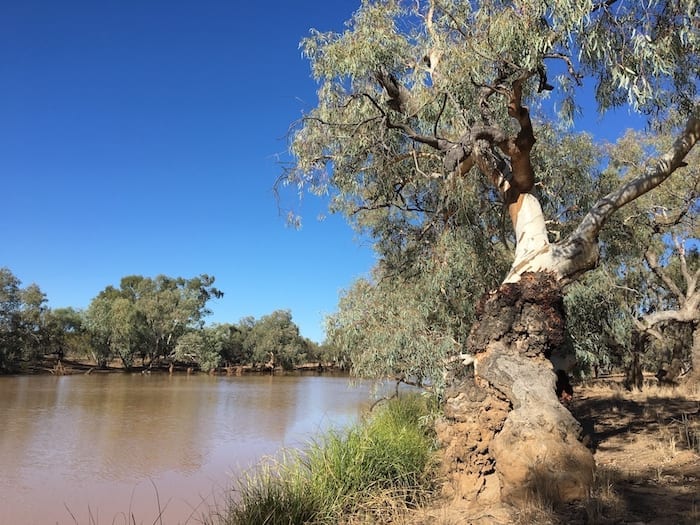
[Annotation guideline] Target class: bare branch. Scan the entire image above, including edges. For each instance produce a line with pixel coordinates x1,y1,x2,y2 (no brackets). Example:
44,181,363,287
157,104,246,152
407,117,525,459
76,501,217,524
543,53,583,85
372,75,451,151
639,307,698,330
376,71,411,113
434,92,447,137
592,0,620,13
385,119,444,149
432,0,469,40
673,235,693,290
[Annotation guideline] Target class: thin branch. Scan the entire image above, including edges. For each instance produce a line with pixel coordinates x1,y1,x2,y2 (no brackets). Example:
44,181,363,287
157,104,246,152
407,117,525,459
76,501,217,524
432,0,469,39
412,149,444,179
434,92,447,137
592,0,620,13
351,202,432,216
543,53,583,85
385,119,443,149
365,88,430,143
673,235,692,289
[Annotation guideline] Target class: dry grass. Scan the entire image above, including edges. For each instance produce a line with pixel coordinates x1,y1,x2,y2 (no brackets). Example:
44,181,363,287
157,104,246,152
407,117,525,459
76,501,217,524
568,379,700,525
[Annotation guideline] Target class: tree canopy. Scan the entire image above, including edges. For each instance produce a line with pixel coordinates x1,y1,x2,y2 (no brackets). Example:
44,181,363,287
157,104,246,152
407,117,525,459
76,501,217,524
286,0,699,387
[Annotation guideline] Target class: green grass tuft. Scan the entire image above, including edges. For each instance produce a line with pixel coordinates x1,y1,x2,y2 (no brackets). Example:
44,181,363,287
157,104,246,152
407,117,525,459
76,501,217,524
212,393,438,525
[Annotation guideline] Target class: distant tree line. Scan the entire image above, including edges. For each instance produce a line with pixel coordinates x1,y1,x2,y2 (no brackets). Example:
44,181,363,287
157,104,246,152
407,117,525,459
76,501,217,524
0,270,340,374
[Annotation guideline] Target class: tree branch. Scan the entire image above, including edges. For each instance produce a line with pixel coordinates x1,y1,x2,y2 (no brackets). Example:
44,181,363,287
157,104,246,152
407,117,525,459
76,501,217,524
543,53,583,85
571,112,700,245
673,236,696,297
638,307,698,331
645,249,684,303
370,77,450,151
375,71,411,113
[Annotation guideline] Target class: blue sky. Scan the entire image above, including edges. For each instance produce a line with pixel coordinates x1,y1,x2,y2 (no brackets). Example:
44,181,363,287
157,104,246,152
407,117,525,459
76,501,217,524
1,1,649,343
1,1,373,343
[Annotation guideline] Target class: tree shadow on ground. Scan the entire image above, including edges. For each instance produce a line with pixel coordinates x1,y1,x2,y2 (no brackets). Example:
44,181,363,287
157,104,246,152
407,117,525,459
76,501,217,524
545,389,700,525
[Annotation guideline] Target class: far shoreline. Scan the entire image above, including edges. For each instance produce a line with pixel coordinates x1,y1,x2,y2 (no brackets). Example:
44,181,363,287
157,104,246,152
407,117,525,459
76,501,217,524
7,355,349,378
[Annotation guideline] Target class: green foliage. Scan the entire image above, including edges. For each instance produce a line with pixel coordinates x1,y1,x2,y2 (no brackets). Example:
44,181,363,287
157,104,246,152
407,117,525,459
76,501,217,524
0,268,24,371
42,307,91,359
286,0,698,384
244,310,310,370
561,124,699,376
219,393,437,525
84,274,223,368
0,268,316,373
175,330,222,373
208,323,251,366
0,268,50,372
565,269,634,376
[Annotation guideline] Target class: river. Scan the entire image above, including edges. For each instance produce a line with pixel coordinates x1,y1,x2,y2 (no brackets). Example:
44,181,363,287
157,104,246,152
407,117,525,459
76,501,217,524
0,373,386,524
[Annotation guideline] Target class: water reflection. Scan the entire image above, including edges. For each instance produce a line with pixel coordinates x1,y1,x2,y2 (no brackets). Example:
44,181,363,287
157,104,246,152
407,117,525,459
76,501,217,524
0,373,380,524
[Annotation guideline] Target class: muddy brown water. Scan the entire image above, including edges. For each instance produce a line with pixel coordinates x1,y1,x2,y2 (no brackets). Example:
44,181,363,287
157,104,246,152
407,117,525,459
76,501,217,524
0,373,385,524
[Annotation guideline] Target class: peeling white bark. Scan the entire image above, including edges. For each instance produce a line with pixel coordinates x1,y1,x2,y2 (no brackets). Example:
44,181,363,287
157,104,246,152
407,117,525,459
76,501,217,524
503,193,554,282
502,192,599,284
512,193,550,263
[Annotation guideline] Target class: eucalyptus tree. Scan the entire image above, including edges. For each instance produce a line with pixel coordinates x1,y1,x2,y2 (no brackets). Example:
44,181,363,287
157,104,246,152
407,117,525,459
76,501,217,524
563,130,698,383
0,268,26,371
43,307,90,359
285,0,699,505
84,286,140,368
0,268,50,371
18,283,50,362
126,274,223,363
85,274,223,368
599,129,699,381
174,329,223,373
244,310,308,370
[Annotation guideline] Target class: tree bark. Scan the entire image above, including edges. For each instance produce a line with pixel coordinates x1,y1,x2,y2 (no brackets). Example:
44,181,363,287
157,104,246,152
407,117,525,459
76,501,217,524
468,273,593,503
376,70,698,506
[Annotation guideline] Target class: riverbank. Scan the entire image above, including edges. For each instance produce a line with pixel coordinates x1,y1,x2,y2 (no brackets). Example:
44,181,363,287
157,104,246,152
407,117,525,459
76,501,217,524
23,355,346,377
204,393,439,525
202,380,700,525
1,373,383,524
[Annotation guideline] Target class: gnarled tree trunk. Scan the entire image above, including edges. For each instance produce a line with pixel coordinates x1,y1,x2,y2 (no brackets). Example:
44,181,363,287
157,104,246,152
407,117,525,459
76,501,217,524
437,110,699,505
470,273,594,503
439,273,593,505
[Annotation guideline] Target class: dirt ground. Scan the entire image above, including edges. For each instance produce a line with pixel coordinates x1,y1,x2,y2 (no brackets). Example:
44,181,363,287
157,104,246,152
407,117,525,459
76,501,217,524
405,380,700,525
566,381,700,525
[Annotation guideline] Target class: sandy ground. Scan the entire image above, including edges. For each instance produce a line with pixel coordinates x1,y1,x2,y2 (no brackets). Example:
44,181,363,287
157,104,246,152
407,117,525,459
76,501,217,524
403,380,700,525
568,382,700,525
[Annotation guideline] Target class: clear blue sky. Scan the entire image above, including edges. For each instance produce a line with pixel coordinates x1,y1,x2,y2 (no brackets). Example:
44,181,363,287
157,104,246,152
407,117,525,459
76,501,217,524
1,0,373,343
1,1,646,343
